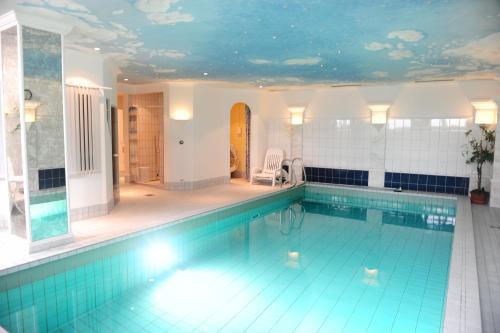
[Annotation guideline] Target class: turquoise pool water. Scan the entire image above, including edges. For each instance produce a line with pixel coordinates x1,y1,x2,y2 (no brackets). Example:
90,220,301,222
30,192,68,241
0,186,455,333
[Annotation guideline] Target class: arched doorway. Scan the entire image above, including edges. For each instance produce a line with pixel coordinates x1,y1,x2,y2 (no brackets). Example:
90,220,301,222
230,103,251,180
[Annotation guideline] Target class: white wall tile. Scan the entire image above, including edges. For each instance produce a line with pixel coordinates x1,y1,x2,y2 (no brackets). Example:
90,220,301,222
385,118,472,177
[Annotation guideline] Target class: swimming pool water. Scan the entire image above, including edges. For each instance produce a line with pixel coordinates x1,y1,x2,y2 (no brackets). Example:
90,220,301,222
30,192,68,241
0,187,455,333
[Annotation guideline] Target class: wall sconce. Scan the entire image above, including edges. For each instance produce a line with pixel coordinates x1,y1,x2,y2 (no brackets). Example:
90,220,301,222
368,104,390,124
289,106,305,125
24,100,40,123
170,108,191,121
471,100,497,125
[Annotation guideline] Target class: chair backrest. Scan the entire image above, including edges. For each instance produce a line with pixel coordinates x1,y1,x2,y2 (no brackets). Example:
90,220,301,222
263,148,284,173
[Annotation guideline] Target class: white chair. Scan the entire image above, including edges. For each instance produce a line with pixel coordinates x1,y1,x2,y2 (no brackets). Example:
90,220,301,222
251,148,284,187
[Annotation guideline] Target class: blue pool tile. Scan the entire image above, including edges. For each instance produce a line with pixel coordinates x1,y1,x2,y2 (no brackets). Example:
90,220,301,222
436,186,446,193
446,177,456,187
362,171,368,181
392,173,401,182
306,167,369,187
385,173,392,182
401,173,410,183
418,174,428,185
385,172,469,196
325,168,333,178
445,187,455,194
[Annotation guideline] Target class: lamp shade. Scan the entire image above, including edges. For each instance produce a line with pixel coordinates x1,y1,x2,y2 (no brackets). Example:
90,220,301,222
170,108,191,120
289,106,305,125
24,100,40,123
368,104,390,124
472,100,497,125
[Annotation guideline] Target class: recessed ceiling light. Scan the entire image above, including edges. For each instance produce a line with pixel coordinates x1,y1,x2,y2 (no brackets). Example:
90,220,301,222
94,47,100,51
258,85,263,88
203,72,208,76
124,78,129,81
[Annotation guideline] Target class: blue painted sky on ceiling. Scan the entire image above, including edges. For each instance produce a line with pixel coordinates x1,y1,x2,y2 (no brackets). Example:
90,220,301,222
6,0,500,86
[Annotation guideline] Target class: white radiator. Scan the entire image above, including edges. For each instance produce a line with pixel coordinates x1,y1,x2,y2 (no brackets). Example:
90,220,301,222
66,86,101,174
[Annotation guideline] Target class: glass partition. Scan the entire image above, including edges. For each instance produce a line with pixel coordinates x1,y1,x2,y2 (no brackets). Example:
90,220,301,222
1,25,27,239
22,26,68,241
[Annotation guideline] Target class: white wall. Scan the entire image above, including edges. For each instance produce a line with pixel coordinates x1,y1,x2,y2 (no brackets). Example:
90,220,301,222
102,59,119,203
0,103,6,228
64,48,115,210
116,78,498,197
192,85,266,181
118,83,269,185
488,96,500,207
168,83,194,183
264,80,500,190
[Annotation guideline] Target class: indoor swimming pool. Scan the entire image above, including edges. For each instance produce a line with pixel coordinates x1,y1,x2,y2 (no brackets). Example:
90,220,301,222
0,186,456,333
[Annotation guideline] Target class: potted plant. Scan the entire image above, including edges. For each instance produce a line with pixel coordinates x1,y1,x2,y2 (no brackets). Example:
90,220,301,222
463,125,495,204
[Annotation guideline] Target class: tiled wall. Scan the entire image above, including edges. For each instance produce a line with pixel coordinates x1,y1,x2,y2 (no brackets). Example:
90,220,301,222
129,93,163,183
305,167,368,186
266,115,477,195
23,27,65,193
38,168,66,190
385,118,471,176
302,119,371,170
384,172,470,195
2,27,23,180
267,119,291,158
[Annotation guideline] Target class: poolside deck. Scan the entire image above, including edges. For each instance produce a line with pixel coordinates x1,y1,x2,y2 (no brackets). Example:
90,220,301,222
471,204,500,333
0,179,290,274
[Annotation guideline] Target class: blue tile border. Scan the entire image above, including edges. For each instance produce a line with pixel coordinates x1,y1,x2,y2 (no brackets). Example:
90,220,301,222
384,172,469,195
305,167,368,186
38,168,66,190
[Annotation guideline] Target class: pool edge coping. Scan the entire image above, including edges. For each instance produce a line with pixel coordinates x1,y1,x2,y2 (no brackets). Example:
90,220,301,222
443,196,482,333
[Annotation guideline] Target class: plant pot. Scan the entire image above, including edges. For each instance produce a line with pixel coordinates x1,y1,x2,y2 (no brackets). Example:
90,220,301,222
470,190,489,205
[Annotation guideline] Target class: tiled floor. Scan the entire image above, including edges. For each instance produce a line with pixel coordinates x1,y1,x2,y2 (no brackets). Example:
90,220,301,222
0,180,287,273
471,204,500,333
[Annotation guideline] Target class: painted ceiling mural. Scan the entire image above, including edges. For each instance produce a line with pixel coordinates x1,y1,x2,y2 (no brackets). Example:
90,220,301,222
3,0,500,86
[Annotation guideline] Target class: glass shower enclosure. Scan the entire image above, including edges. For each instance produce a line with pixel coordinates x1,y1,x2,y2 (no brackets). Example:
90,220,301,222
0,11,72,252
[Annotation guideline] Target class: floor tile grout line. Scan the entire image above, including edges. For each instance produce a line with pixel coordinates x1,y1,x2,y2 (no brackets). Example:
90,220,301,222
245,218,371,332
295,221,401,332
212,216,356,332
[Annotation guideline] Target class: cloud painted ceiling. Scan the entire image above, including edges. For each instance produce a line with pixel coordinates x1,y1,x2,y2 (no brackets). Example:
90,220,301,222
6,0,500,86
